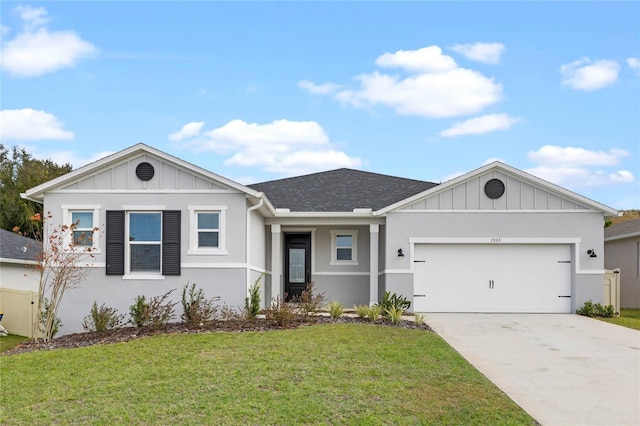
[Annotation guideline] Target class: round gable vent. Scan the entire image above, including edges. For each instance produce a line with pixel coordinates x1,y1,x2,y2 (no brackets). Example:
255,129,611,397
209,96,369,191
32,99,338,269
135,162,155,181
484,178,505,199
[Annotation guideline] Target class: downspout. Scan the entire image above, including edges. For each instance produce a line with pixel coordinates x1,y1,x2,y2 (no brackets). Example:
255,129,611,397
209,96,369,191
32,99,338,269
246,194,264,297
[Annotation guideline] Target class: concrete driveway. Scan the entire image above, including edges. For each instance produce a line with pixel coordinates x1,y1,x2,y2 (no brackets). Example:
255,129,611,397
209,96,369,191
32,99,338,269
424,314,640,426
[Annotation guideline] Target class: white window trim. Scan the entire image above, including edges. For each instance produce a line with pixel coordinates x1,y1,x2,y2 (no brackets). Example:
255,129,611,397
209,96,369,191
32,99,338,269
126,211,163,276
187,205,227,255
61,205,101,253
330,230,359,265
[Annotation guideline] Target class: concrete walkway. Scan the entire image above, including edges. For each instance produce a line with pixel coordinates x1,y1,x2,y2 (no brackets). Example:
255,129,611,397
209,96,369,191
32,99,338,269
424,313,640,426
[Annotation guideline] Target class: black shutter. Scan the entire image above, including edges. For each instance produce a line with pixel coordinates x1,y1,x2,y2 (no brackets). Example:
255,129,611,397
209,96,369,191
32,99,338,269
162,210,181,275
106,211,125,275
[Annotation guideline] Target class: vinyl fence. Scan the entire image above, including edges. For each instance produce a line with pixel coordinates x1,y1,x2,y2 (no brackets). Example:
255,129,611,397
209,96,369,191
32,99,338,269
0,288,39,338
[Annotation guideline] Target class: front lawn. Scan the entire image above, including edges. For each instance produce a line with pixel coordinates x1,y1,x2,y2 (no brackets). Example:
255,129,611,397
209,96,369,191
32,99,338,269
599,308,640,330
0,334,28,353
1,323,536,425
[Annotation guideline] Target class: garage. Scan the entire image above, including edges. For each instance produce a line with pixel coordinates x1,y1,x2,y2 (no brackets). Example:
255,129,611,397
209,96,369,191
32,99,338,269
413,244,572,313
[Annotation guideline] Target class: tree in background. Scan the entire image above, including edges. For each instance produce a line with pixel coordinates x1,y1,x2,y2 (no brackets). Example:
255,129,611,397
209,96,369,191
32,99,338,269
0,144,72,233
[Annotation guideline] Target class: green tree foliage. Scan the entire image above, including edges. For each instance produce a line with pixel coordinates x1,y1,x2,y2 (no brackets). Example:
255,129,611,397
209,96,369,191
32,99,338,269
0,145,72,233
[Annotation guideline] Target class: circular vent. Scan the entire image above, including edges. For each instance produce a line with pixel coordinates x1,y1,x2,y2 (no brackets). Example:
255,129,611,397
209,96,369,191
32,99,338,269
484,178,505,199
135,162,155,181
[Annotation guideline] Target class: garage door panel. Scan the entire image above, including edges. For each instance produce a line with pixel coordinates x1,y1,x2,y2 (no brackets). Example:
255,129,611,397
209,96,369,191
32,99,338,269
413,244,571,313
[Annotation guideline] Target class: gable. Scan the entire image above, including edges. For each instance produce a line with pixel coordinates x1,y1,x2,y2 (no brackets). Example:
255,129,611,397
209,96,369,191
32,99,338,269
60,153,230,191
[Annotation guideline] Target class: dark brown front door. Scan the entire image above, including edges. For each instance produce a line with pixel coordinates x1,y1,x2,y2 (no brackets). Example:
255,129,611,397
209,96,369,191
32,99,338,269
284,233,311,301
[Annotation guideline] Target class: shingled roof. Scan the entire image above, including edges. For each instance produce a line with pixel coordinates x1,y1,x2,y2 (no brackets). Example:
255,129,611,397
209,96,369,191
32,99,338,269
604,218,640,239
249,168,438,212
0,229,42,262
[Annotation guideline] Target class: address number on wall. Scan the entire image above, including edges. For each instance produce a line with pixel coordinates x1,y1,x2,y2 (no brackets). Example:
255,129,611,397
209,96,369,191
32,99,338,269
490,238,501,243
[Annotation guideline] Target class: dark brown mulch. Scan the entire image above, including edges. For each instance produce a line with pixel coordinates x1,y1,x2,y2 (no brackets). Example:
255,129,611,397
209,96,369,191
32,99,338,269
2,316,432,356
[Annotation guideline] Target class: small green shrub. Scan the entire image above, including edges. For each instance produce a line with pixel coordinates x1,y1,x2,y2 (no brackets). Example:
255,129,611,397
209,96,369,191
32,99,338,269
366,305,382,322
576,300,616,318
414,312,426,326
219,304,242,321
293,282,326,316
39,298,62,338
328,301,344,318
266,297,296,326
82,301,124,332
377,292,411,319
129,290,178,328
385,306,404,324
244,274,263,319
354,304,369,319
181,283,220,326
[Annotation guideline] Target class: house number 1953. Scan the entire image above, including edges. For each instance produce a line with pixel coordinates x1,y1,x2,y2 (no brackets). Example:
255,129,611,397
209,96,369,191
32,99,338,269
490,238,501,243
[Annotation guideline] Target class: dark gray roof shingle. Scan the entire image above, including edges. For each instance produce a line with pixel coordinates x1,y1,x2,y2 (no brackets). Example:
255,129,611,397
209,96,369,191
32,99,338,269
0,228,42,262
249,168,438,212
604,218,640,239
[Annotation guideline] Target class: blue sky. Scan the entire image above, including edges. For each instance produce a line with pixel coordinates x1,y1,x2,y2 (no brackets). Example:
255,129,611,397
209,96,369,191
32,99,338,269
1,1,638,209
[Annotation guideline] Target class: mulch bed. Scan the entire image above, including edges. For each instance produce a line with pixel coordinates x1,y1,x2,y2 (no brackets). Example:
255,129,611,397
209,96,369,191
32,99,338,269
2,316,432,356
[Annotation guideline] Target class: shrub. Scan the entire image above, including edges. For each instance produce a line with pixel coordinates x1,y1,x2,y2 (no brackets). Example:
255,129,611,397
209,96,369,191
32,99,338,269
39,297,62,338
328,301,344,318
181,283,220,326
385,306,404,325
129,289,178,329
245,274,263,319
576,300,616,318
354,304,369,319
266,297,296,327
82,301,124,332
293,282,326,316
414,312,426,326
377,292,411,319
366,305,382,322
219,303,242,321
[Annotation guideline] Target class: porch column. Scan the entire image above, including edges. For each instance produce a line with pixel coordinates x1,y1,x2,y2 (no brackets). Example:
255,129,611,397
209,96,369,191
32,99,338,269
271,224,282,303
369,224,379,306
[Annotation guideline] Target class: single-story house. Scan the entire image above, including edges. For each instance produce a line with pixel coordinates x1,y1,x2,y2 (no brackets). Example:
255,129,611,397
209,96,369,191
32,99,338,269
22,143,618,335
604,218,640,308
0,228,42,336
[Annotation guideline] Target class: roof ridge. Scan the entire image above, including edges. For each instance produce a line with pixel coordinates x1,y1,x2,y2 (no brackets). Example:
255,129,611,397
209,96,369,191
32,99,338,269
249,167,437,186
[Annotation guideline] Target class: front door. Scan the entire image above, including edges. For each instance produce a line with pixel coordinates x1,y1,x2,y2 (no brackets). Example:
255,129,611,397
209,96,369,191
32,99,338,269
284,233,311,301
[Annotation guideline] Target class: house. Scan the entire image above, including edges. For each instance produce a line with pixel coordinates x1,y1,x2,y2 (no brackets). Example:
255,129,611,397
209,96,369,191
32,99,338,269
22,143,618,335
0,229,42,337
604,218,640,308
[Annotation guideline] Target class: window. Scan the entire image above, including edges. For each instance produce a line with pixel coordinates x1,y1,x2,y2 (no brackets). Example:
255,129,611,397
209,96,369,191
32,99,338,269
105,210,180,277
188,206,227,254
128,212,161,273
62,205,100,251
330,230,358,265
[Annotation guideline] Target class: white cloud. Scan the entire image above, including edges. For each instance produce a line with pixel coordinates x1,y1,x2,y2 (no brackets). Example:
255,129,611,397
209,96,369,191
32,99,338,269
0,108,74,140
526,145,634,188
298,80,342,95
169,121,205,141
45,150,114,169
1,6,97,77
450,42,505,64
171,119,362,176
301,45,503,119
560,58,620,91
627,57,640,75
440,113,519,138
375,46,457,73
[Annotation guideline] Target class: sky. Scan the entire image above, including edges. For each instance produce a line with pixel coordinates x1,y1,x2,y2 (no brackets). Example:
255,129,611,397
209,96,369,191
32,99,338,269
1,1,639,210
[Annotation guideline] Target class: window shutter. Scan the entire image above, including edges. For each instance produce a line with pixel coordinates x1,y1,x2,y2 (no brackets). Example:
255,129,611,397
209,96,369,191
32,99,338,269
162,210,181,275
106,210,125,275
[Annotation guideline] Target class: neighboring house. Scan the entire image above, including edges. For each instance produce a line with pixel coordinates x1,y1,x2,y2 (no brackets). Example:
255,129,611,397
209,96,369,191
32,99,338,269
604,218,640,308
0,229,42,336
22,144,618,335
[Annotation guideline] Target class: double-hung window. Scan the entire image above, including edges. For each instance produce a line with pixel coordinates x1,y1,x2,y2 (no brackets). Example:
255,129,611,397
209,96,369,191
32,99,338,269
188,206,227,254
62,205,100,251
330,230,358,265
128,212,162,273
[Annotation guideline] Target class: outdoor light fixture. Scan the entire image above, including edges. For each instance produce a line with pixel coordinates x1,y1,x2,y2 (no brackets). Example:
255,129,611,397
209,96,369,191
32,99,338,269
587,249,597,258
397,248,404,257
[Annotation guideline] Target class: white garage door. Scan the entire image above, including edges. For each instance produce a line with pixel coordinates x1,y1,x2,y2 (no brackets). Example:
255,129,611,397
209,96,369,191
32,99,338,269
413,244,572,313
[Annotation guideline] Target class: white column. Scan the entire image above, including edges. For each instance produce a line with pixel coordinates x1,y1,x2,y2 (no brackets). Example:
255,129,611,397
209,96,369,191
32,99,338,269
271,224,282,302
369,224,379,306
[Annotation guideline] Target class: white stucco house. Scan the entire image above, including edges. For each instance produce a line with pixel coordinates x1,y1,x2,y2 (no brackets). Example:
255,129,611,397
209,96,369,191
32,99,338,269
22,143,618,335
604,218,640,308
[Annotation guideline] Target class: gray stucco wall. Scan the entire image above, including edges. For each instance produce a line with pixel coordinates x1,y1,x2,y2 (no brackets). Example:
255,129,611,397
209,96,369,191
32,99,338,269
605,237,640,308
312,275,369,307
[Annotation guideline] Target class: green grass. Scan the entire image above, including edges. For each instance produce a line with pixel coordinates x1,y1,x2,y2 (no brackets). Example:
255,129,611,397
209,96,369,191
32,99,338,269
0,334,28,352
599,308,640,330
0,324,536,425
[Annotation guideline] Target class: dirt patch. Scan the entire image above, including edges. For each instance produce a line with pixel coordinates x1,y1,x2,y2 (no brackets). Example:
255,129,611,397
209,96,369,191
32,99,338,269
2,316,432,356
